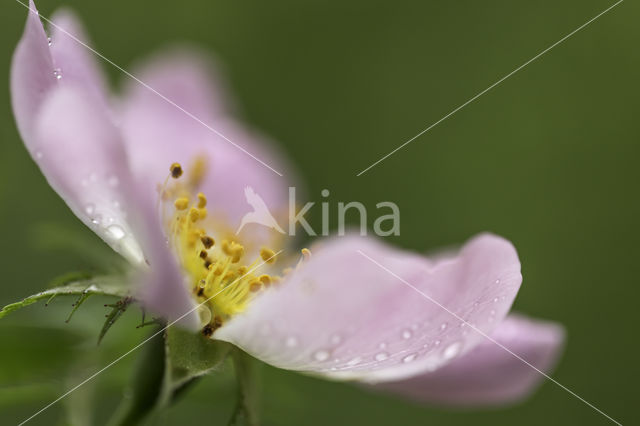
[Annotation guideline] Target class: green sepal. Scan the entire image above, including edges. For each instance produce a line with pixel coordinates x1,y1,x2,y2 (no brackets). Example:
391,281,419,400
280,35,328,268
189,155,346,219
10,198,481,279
228,349,261,426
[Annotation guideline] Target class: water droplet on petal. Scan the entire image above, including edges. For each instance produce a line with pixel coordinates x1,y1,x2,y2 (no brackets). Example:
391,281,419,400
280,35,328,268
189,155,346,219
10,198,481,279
442,342,462,361
402,353,417,363
374,352,389,361
34,150,43,159
346,356,362,366
313,350,330,362
53,68,62,80
495,279,501,284
493,297,499,303
440,322,448,331
47,37,52,46
378,342,387,349
434,339,441,346
107,225,125,240
85,203,95,216
285,336,298,348
401,329,412,339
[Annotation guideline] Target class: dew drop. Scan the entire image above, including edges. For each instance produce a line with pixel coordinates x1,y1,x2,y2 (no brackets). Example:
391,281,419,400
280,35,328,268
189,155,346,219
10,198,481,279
434,339,441,346
34,150,43,159
313,350,330,362
107,225,126,240
495,279,501,284
401,329,412,340
439,322,448,331
285,336,298,348
493,297,499,303
85,204,95,216
53,68,62,80
346,356,362,366
402,353,417,363
378,342,387,350
47,37,52,46
442,342,462,361
374,352,389,361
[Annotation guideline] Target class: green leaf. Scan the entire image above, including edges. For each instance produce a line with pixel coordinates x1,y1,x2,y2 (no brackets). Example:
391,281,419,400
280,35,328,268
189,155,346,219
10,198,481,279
228,349,261,426
0,276,130,319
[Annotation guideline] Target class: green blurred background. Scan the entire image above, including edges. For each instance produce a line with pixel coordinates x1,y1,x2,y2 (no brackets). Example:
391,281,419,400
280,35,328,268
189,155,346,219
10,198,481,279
1,0,638,424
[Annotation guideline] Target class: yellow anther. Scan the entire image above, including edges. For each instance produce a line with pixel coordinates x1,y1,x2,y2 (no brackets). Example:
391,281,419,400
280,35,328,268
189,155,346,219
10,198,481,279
222,240,245,263
224,271,237,281
259,275,272,286
201,235,215,249
170,163,183,178
237,266,248,276
260,247,277,264
301,248,312,260
197,207,208,220
199,250,208,259
189,207,200,222
249,280,262,292
174,197,189,210
197,192,207,208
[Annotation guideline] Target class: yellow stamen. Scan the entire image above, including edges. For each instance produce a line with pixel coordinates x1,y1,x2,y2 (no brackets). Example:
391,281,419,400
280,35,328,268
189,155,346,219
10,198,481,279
260,247,276,264
174,197,189,210
170,163,183,178
197,192,207,208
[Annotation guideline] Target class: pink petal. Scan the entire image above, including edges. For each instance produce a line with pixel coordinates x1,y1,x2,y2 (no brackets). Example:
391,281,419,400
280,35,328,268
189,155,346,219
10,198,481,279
10,0,56,145
129,174,201,330
48,8,109,106
369,314,565,406
35,86,199,328
119,49,297,237
33,85,143,264
215,233,522,382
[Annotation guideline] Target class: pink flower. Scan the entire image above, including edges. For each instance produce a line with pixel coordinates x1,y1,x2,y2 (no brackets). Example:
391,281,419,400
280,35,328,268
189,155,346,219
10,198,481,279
11,1,564,406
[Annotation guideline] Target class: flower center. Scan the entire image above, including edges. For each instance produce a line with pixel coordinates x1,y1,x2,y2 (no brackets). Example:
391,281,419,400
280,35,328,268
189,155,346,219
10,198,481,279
160,162,285,336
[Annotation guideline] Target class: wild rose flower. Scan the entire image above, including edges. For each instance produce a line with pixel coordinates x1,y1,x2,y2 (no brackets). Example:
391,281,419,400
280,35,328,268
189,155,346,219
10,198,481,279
11,0,564,407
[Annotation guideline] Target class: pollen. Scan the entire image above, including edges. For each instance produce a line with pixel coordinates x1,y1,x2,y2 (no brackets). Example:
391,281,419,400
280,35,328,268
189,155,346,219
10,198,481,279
162,161,288,338
201,235,215,248
170,163,183,178
197,192,207,208
188,207,200,222
260,247,276,264
174,197,189,210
